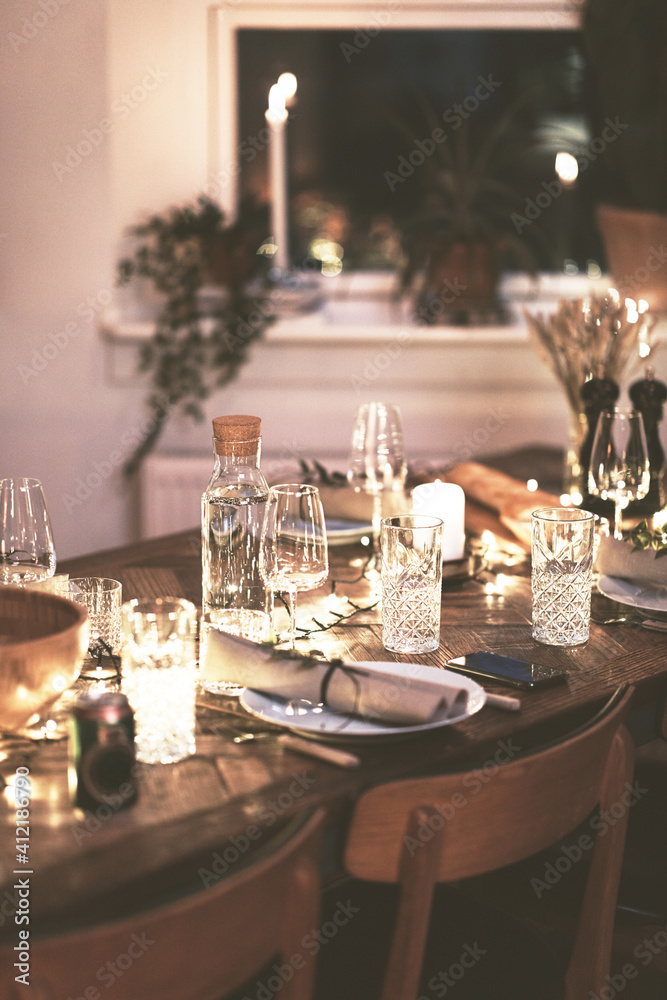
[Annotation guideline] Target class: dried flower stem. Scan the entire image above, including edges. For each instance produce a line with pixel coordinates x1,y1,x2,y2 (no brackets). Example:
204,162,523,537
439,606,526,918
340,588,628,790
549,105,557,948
525,294,654,416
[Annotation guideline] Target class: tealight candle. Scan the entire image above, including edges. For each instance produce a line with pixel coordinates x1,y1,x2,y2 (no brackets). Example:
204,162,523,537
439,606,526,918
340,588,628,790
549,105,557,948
411,480,465,561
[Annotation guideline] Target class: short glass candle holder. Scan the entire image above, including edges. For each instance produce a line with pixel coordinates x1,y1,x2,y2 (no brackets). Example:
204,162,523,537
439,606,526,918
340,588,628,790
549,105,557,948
68,577,122,680
121,597,197,764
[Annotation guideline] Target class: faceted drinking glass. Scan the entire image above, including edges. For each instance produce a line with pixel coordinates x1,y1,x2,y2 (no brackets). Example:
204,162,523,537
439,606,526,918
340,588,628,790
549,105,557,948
531,507,595,646
381,514,444,654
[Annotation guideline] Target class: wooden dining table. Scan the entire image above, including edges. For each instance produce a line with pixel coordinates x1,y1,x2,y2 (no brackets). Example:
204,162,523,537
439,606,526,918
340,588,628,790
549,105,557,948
2,469,667,938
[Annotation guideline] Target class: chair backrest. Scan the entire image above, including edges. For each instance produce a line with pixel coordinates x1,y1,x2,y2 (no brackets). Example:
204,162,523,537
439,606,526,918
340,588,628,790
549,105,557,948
1,808,325,1000
344,686,635,1000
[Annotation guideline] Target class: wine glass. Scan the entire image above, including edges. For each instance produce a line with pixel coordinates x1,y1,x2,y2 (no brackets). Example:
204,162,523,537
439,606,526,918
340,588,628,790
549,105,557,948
347,402,407,567
588,407,650,540
0,478,56,585
261,484,329,648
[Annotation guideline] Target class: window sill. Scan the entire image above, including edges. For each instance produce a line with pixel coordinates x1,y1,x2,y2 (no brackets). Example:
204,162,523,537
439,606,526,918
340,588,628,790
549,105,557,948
100,270,612,347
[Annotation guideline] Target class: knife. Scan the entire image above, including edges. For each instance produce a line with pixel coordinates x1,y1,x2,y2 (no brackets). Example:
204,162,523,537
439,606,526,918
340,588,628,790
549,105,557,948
641,618,667,632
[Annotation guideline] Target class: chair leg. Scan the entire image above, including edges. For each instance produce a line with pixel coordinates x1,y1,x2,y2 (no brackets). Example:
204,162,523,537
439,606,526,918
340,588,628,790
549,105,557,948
565,727,634,1000
284,858,322,1000
380,807,445,1000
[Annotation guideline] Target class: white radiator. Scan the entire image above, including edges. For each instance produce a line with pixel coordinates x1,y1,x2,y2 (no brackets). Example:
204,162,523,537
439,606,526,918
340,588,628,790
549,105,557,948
139,451,345,538
140,454,212,537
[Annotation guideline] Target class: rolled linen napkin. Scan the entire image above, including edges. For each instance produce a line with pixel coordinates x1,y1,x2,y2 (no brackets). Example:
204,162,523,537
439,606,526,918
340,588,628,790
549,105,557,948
201,630,471,725
596,534,667,587
445,462,560,549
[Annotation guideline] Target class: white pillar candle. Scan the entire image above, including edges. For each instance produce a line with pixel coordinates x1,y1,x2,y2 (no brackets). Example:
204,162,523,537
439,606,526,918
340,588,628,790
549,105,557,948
411,480,465,561
265,84,289,272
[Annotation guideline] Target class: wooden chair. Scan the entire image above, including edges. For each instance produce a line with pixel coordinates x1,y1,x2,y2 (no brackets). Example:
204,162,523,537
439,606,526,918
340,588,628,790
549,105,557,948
611,693,667,987
337,686,635,1000
1,808,325,1000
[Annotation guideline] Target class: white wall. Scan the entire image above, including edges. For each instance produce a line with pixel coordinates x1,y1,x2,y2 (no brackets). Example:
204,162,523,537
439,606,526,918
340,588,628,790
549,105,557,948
1,0,218,560
1,0,132,561
4,0,664,561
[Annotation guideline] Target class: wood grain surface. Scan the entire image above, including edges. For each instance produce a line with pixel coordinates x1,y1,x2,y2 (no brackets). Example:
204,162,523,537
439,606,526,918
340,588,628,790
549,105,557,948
1,488,666,932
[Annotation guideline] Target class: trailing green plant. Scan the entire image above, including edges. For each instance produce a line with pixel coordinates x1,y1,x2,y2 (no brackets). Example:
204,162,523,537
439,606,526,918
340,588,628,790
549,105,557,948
117,196,272,476
583,0,667,213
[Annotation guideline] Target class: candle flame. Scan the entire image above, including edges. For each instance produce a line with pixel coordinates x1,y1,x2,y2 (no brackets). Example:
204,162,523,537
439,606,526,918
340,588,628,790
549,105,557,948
555,151,578,185
277,72,297,102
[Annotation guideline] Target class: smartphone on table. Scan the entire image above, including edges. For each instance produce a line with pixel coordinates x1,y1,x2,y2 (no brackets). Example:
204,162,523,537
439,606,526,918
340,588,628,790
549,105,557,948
446,650,568,691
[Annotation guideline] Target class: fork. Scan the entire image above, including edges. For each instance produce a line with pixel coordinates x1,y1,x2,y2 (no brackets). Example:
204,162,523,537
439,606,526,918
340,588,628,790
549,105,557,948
591,612,667,630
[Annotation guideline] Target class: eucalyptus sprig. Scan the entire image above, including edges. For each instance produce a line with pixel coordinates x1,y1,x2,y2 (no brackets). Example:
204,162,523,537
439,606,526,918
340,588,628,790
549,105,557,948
628,519,667,558
117,196,272,476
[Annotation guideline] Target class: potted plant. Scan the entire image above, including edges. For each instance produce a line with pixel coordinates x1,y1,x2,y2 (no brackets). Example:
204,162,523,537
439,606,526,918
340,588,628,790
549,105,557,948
116,197,272,475
396,101,544,325
582,0,667,312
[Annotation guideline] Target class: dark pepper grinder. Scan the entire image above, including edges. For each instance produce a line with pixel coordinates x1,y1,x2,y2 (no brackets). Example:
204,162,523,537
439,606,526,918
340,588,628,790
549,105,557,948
629,366,667,514
579,365,619,512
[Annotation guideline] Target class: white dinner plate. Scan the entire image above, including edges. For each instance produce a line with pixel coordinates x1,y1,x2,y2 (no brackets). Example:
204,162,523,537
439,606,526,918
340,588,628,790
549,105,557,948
239,663,486,741
598,574,667,613
325,517,373,546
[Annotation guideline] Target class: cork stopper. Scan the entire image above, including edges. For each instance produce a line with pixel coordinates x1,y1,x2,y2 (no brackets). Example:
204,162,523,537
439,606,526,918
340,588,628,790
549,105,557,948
212,415,261,457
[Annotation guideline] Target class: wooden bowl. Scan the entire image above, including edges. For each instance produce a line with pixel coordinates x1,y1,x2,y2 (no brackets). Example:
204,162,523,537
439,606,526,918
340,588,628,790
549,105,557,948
0,587,89,732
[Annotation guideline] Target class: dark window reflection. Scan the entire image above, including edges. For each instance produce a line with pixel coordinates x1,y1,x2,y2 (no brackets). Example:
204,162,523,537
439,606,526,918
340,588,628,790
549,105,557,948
237,29,604,275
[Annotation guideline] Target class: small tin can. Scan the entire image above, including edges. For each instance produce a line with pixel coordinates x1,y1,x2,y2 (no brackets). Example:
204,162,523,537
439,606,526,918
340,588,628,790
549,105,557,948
69,692,138,811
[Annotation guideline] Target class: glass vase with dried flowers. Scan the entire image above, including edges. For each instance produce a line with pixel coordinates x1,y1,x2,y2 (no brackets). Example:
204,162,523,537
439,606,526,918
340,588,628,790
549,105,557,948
525,292,654,501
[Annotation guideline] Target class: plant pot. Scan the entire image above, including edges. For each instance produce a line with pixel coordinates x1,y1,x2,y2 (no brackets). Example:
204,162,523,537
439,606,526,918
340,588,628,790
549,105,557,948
417,242,507,325
596,204,667,314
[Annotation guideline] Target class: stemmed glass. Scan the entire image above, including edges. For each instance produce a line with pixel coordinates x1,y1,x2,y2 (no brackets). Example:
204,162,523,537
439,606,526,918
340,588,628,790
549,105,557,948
347,402,407,567
588,407,650,540
261,484,329,648
0,478,56,585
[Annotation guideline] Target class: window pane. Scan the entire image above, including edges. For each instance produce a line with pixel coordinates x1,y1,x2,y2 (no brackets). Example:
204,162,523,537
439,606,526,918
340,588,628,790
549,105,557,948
237,29,603,275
